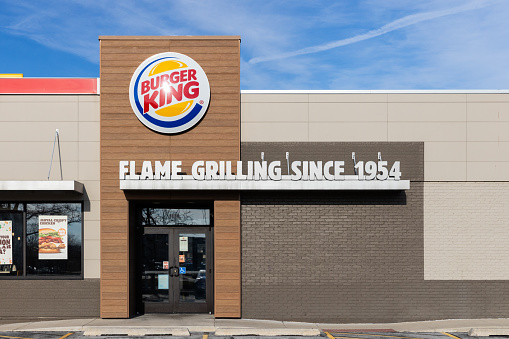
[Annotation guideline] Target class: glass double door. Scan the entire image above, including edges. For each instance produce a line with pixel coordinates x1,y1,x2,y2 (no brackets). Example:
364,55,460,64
140,227,212,313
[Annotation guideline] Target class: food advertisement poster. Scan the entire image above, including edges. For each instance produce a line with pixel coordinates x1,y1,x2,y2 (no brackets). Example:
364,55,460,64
38,216,67,260
0,221,12,264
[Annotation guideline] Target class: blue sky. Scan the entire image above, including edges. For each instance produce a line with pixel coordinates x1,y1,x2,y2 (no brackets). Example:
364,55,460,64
1,0,508,90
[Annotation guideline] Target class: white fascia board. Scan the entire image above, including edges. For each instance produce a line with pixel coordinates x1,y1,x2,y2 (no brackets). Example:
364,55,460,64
0,181,84,194
120,176,409,191
241,90,509,94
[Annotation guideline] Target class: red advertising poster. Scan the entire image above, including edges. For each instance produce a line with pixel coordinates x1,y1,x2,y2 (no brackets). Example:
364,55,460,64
38,216,68,260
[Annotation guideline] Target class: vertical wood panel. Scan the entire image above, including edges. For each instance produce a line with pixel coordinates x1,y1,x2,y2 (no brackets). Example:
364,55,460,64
100,36,240,318
214,200,241,317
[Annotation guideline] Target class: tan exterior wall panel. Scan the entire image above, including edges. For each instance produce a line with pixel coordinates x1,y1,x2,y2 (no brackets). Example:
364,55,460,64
79,142,100,162
84,200,101,223
467,102,509,121
84,220,101,241
424,142,466,162
424,182,509,280
241,103,308,122
467,162,509,181
241,93,309,103
85,259,101,279
79,96,101,121
387,93,466,103
388,122,466,142
467,122,509,142
241,122,308,142
78,161,100,181
309,93,387,103
467,142,509,161
79,122,100,142
0,142,79,162
309,102,387,122
0,122,79,142
0,161,79,181
466,93,509,102
388,103,466,121
309,122,388,142
424,161,466,181
0,100,79,121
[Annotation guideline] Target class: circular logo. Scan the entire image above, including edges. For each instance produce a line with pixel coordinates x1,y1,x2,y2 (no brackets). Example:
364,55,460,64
129,52,210,134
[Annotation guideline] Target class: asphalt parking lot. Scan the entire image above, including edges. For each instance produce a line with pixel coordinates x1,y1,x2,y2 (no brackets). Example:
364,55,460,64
0,331,508,339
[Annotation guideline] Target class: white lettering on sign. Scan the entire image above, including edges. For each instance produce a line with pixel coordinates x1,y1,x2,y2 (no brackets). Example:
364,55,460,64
119,158,402,182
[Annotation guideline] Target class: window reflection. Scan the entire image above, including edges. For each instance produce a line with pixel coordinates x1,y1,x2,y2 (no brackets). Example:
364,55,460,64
141,208,210,226
26,203,82,276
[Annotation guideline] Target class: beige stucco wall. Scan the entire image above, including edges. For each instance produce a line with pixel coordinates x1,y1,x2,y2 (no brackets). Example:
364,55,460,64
424,182,509,280
241,92,509,181
0,94,100,278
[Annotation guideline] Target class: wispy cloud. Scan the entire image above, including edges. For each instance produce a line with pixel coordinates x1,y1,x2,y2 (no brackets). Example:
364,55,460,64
248,0,495,64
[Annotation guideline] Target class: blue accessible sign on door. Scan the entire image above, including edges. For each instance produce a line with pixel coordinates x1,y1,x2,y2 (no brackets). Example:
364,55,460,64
179,267,186,274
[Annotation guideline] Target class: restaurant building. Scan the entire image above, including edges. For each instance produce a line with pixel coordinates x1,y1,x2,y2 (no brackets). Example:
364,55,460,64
0,36,508,323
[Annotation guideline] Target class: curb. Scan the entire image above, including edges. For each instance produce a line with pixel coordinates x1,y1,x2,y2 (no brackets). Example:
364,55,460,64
215,328,321,336
469,327,509,336
83,327,190,336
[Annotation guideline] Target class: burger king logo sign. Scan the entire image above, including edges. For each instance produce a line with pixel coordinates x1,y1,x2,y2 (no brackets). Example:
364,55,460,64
129,52,210,134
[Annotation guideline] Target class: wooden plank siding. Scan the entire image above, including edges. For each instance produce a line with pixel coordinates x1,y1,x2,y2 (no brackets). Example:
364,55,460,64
214,200,241,317
99,36,240,318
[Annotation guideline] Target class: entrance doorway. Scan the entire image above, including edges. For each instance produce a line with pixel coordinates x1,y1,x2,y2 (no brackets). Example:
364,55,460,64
135,205,213,313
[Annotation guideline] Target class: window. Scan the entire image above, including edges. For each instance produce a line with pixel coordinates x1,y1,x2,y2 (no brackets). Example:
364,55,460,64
0,202,83,278
140,208,210,226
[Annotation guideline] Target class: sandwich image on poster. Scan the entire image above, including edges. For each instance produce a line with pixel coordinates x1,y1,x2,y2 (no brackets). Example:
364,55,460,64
38,216,67,260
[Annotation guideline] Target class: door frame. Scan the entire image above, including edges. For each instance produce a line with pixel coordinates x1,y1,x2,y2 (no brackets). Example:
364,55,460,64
133,202,214,315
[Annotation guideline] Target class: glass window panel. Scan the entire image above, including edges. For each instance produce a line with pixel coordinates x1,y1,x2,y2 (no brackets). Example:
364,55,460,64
0,203,23,211
141,234,169,303
26,203,82,276
140,208,210,226
0,212,23,276
179,232,206,303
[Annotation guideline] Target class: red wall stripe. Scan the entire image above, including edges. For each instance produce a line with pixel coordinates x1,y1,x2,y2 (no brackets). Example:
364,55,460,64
0,78,98,94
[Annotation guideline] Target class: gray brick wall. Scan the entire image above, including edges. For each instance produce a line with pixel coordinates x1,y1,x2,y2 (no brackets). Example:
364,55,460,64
240,142,509,323
0,279,99,318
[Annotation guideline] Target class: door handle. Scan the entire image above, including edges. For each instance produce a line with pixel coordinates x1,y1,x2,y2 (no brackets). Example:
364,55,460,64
169,266,179,277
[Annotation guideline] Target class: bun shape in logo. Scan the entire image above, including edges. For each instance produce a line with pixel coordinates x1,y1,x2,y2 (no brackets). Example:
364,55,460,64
129,52,210,134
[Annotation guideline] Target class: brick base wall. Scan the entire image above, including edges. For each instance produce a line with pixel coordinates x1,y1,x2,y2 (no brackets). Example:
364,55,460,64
0,279,100,318
241,189,509,323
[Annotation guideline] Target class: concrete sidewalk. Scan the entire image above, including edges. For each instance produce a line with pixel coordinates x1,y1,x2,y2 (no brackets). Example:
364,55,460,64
1,314,509,336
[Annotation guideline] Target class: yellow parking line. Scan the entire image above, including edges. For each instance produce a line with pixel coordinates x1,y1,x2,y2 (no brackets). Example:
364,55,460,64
0,336,34,339
203,334,209,339
442,333,461,339
58,333,73,339
325,332,336,339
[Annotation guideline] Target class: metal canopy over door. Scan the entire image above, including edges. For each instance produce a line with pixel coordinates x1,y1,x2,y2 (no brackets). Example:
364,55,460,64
137,207,213,314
